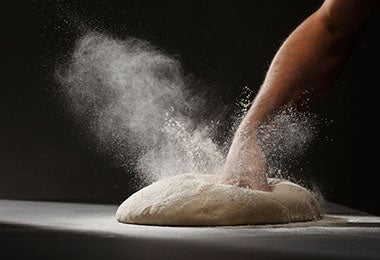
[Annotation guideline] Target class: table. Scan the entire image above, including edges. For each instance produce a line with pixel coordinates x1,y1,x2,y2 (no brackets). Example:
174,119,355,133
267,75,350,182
1,199,379,259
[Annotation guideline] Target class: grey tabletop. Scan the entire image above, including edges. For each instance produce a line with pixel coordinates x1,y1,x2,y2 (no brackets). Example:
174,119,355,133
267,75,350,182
1,199,379,260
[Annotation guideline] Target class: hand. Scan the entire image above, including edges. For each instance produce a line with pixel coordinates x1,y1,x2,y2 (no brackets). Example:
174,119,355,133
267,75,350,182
218,131,271,191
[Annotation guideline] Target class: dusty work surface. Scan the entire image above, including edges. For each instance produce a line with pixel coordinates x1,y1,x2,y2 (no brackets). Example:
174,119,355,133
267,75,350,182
0,199,379,260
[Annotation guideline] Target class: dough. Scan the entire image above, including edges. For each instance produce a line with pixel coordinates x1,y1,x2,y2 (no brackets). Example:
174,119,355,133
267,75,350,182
116,174,322,226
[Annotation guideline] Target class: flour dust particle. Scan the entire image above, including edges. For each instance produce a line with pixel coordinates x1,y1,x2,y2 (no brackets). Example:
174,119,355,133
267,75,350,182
56,32,224,185
56,31,321,190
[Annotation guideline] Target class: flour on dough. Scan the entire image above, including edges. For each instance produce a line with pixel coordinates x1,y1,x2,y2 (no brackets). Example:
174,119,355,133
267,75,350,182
116,174,322,226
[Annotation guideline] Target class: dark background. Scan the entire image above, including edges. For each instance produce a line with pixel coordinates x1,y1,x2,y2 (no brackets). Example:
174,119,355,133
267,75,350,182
1,0,379,215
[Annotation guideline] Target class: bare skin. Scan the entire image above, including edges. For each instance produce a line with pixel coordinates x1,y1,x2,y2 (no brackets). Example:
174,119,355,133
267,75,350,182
219,0,378,191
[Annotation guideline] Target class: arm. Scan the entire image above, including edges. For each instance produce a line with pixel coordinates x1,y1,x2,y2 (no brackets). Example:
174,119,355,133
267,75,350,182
220,0,378,191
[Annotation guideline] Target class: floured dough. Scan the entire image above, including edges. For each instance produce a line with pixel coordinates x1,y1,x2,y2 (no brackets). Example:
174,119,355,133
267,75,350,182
116,174,322,226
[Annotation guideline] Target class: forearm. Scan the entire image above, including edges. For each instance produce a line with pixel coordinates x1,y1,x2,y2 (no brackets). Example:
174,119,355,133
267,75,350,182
222,16,332,183
248,0,377,124
221,0,377,190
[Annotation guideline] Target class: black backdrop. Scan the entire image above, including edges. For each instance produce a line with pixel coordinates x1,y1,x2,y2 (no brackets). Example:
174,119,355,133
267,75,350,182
1,0,379,215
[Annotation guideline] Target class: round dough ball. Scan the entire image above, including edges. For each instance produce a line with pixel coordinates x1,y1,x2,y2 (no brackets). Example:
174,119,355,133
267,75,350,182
116,174,322,226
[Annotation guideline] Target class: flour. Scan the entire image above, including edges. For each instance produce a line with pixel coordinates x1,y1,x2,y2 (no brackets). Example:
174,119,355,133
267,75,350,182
57,32,323,226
